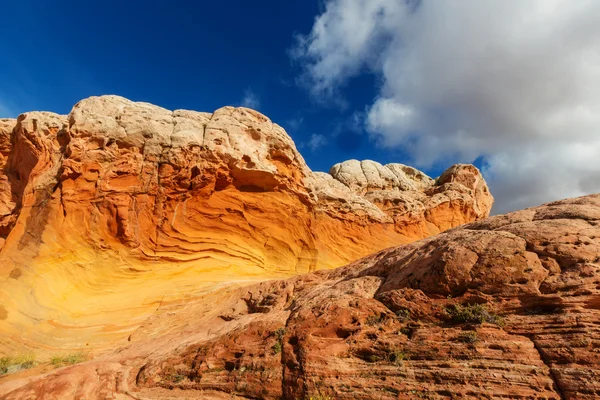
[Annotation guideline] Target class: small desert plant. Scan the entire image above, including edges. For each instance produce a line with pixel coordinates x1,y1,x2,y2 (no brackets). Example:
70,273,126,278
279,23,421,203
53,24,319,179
271,327,286,355
0,357,12,375
273,327,286,340
395,308,411,321
399,327,412,336
0,353,36,375
50,356,62,366
366,313,387,326
50,352,87,367
386,347,407,365
272,341,283,354
457,331,479,344
446,303,504,326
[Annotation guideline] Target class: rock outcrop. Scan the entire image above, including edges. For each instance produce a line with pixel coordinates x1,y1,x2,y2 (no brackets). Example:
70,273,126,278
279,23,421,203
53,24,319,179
1,194,599,399
0,95,491,353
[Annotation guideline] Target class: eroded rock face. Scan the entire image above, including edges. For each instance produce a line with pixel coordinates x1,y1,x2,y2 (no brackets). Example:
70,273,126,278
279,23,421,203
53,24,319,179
1,194,598,400
0,95,491,352
0,119,17,244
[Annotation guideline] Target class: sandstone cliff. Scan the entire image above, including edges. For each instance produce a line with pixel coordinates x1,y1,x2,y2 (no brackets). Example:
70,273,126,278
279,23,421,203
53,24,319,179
0,96,491,353
1,194,599,399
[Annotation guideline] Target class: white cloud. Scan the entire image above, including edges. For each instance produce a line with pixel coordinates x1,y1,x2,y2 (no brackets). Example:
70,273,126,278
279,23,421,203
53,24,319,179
294,0,600,213
292,0,409,98
307,133,328,152
482,142,600,213
240,88,261,110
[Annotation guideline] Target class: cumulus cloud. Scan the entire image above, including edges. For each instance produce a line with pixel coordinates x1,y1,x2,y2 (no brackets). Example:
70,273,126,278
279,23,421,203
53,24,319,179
306,133,329,152
240,88,261,110
291,0,410,98
293,0,600,213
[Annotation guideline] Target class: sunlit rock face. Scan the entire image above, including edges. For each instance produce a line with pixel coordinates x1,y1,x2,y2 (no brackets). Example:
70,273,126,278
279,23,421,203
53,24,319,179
2,194,599,400
0,95,492,352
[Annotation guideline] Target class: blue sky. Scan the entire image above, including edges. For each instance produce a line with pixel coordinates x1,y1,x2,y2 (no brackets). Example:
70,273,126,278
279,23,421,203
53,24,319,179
2,0,600,213
0,0,418,176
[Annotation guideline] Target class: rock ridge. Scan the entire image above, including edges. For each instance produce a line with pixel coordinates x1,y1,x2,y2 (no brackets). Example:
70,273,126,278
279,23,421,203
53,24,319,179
1,194,598,399
0,95,492,352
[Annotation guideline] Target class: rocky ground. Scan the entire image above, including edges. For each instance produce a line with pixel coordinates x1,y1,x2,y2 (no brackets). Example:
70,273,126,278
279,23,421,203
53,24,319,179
1,194,598,399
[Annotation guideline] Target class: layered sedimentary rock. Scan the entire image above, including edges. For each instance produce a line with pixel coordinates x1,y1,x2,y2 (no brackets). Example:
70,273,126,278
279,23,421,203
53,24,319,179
0,96,491,353
1,194,598,399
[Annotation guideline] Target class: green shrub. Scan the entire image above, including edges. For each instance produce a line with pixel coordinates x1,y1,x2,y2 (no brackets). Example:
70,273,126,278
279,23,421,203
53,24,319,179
386,348,407,365
272,341,282,354
395,308,411,321
273,327,286,340
446,303,504,326
457,331,479,344
366,313,386,326
0,353,36,375
50,352,87,367
271,327,286,355
0,357,10,375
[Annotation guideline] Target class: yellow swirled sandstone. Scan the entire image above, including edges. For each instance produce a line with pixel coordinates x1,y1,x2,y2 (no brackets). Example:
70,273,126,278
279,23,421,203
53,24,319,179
0,96,492,353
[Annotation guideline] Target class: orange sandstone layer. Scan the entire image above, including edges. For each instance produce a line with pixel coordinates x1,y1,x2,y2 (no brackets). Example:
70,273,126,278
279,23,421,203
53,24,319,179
0,96,492,353
1,194,599,400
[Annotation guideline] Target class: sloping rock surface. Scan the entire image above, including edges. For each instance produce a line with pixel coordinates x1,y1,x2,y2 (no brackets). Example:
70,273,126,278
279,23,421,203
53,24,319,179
0,96,491,353
1,194,598,399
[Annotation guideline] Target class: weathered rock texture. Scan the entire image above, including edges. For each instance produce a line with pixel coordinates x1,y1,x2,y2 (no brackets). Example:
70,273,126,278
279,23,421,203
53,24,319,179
0,96,491,353
1,194,599,399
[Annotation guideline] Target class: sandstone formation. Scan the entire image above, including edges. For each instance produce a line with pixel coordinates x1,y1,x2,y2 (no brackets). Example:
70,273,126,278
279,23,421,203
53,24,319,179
0,96,492,354
1,194,598,399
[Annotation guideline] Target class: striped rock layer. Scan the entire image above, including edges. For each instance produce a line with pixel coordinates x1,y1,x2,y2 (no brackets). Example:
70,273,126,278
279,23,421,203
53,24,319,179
2,194,599,399
0,96,492,352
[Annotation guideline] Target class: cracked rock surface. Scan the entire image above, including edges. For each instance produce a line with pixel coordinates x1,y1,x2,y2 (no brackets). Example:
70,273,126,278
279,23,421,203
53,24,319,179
1,194,599,399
